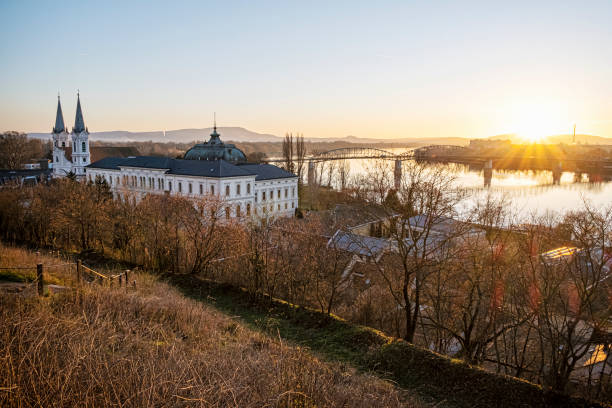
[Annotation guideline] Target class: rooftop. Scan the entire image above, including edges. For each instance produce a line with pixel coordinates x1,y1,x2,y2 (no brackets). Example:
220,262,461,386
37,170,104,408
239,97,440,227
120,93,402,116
87,156,296,180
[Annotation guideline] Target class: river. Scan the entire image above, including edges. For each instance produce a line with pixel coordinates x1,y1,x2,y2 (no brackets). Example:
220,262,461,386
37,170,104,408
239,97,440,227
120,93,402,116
310,147,612,218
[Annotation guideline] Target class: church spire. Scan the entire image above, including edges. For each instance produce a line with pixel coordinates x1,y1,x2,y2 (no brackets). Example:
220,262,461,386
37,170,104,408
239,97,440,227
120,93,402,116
53,94,66,133
73,91,86,133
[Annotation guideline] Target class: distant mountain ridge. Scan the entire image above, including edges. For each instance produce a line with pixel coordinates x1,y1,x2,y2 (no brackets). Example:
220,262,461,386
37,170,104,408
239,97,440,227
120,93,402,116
27,127,612,146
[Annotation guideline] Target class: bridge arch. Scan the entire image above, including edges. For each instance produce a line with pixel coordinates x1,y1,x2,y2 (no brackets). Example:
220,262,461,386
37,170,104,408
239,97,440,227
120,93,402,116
311,147,402,162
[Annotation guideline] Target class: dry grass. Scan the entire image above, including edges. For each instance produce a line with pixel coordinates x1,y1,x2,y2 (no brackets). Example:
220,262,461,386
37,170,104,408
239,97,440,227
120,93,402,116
0,263,417,407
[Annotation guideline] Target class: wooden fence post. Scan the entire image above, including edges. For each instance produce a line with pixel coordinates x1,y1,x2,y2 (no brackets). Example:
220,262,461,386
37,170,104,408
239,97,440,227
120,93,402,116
118,273,122,287
37,264,43,296
125,270,130,286
76,260,82,284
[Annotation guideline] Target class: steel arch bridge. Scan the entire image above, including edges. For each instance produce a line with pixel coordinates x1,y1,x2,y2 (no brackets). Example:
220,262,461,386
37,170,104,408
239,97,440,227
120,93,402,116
309,147,413,162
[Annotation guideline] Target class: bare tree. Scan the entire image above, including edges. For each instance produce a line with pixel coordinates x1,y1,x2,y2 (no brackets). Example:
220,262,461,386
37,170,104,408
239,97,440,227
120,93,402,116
295,134,306,184
368,162,465,343
338,160,350,191
0,131,43,169
282,133,294,173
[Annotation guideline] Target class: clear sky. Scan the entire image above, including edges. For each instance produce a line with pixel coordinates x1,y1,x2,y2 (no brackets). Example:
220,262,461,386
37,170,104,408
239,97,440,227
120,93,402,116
1,0,611,140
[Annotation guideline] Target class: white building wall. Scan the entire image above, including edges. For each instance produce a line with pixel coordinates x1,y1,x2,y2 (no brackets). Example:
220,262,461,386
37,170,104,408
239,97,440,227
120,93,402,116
86,166,298,220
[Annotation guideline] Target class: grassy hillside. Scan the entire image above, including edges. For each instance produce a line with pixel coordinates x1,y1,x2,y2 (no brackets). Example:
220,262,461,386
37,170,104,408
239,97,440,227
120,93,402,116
171,276,607,408
1,244,607,408
0,246,415,408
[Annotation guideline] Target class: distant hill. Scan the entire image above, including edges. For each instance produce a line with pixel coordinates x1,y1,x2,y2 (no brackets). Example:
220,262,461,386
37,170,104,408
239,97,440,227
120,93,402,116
27,127,612,146
28,127,282,144
27,127,471,146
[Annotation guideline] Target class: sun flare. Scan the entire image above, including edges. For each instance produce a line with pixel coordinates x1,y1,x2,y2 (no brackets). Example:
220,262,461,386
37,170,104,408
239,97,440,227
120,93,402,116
512,102,570,144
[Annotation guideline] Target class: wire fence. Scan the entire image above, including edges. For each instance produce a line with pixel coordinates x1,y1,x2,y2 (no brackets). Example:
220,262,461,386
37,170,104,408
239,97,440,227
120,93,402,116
0,260,135,296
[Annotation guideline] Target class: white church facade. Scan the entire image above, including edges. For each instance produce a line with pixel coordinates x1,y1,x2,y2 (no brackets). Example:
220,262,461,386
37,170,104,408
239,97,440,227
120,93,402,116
52,94,90,177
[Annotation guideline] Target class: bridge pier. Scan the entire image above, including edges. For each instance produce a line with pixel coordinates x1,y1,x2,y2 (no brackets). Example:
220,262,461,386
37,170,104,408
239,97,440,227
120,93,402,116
307,161,315,186
483,159,493,188
394,160,402,190
552,162,562,185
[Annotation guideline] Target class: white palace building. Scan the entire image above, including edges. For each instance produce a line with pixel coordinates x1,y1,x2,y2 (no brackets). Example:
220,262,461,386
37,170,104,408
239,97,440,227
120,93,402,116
50,95,298,219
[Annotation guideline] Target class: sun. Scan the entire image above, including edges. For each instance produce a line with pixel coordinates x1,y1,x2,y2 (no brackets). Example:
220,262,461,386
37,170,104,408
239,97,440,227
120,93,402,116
512,103,568,144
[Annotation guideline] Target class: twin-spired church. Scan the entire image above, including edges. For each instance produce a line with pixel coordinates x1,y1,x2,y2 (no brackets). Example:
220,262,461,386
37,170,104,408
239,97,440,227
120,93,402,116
51,95,298,219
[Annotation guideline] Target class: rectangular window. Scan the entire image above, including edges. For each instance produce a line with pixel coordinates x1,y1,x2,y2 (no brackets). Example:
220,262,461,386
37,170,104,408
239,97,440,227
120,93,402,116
225,185,230,196
82,141,86,152
211,185,215,195
178,182,182,193
262,191,266,201
277,189,281,199
247,184,251,194
199,184,203,195
189,183,192,194
236,184,241,196
285,188,288,198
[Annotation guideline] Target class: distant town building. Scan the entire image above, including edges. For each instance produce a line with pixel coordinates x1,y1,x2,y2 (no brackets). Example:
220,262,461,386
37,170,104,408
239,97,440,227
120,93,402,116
86,125,299,219
468,139,512,149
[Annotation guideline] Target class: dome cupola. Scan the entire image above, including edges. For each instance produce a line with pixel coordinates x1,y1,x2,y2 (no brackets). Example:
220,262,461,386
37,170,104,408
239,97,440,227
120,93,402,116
184,122,247,162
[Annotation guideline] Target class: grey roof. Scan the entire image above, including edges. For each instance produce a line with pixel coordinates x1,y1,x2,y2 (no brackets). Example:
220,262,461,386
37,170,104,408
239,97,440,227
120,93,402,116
329,230,392,257
53,97,66,133
87,156,293,180
73,93,86,133
237,163,297,180
408,215,462,235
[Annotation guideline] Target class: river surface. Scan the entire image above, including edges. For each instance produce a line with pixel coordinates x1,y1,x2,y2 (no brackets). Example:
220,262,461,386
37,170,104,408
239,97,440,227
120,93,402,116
311,148,612,219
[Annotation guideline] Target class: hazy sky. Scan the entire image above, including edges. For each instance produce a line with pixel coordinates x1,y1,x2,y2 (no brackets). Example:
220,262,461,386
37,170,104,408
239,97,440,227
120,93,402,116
1,0,611,139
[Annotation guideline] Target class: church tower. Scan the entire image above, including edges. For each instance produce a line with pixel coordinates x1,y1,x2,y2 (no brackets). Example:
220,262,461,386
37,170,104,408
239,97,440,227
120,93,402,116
70,92,90,177
52,95,73,177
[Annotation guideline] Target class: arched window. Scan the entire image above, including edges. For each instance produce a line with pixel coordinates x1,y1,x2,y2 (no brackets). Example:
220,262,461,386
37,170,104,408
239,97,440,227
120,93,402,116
225,207,231,219
236,205,241,217
246,203,251,216
225,185,230,196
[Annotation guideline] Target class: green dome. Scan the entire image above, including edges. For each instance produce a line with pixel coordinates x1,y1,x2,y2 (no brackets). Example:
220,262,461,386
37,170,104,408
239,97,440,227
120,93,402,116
184,128,247,162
